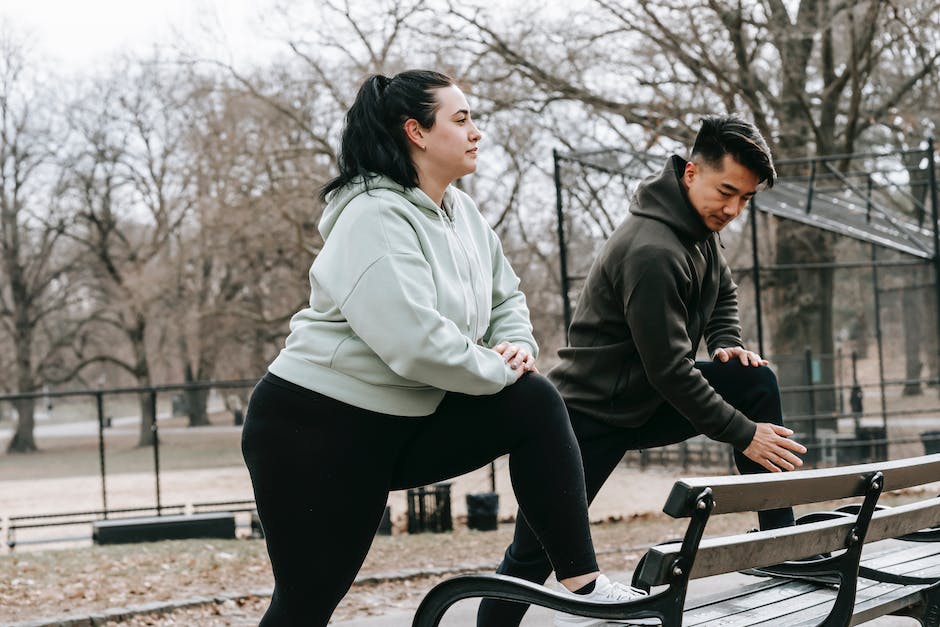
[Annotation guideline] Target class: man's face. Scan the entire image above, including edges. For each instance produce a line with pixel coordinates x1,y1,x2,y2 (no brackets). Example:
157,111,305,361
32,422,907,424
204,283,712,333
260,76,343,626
683,154,760,232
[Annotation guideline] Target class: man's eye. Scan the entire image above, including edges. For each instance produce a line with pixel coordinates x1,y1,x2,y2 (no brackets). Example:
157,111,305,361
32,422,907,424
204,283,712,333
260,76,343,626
718,190,732,197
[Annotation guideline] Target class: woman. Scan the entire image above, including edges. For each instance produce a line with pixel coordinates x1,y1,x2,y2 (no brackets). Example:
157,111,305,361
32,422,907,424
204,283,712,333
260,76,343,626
241,69,641,626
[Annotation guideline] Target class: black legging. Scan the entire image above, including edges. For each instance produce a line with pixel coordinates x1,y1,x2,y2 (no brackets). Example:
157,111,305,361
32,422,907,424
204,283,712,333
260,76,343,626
241,371,598,626
478,361,795,626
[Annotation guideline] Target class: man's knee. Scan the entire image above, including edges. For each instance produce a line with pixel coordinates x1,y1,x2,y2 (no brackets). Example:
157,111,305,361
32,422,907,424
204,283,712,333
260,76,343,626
752,364,779,387
708,362,783,423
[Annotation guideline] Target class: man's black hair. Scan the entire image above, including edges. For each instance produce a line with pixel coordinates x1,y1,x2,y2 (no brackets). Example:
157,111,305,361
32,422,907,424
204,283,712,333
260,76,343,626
690,115,776,187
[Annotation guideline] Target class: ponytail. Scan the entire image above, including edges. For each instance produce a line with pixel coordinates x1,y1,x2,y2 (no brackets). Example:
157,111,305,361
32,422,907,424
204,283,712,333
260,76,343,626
320,70,454,200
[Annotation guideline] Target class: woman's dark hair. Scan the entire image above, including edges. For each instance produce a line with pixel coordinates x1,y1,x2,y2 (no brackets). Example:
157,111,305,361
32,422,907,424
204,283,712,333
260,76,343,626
320,69,454,200
690,115,776,188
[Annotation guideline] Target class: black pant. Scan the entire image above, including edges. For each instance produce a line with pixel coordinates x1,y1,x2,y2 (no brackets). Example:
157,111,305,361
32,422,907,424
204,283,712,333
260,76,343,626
477,361,795,626
241,372,598,626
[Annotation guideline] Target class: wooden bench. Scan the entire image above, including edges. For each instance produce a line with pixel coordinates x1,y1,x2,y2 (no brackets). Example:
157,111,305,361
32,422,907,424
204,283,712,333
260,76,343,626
412,454,940,626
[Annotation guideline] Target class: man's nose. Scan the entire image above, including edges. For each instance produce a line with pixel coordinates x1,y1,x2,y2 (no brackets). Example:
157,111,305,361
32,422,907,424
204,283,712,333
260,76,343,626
725,199,746,216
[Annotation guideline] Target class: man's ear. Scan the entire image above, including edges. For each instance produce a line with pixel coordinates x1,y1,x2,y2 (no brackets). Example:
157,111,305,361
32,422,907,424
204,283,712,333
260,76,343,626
403,118,425,150
683,160,698,187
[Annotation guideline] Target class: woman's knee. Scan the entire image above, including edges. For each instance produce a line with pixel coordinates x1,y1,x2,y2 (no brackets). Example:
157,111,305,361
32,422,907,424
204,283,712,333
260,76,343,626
505,373,569,423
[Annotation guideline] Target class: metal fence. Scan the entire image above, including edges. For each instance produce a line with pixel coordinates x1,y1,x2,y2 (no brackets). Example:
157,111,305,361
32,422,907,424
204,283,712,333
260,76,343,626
0,380,257,550
553,142,940,471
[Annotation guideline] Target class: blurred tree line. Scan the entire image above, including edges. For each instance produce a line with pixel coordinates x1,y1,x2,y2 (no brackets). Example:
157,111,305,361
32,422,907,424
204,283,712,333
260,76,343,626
1,0,938,452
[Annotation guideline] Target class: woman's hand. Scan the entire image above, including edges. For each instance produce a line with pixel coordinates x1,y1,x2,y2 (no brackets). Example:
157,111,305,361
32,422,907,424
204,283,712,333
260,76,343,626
493,341,538,378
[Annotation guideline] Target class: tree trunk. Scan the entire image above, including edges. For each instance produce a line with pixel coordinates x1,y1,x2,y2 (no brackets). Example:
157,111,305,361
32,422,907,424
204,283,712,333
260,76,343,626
181,346,212,427
184,386,211,427
7,314,38,453
137,391,156,448
6,397,37,453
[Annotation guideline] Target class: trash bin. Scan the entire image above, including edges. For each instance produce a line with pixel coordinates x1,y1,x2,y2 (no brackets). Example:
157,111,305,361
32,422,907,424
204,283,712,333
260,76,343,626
922,431,940,455
466,492,499,531
407,483,452,533
856,426,888,462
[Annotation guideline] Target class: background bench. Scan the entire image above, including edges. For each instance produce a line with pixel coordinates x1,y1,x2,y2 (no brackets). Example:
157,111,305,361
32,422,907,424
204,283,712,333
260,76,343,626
412,454,940,626
92,512,236,545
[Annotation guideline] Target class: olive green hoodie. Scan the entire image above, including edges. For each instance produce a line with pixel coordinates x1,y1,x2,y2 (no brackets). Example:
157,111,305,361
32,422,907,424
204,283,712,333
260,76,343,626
268,175,536,416
549,156,757,450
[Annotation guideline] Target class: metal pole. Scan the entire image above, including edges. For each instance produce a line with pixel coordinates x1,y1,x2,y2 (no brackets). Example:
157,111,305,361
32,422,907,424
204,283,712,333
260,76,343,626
927,137,940,394
489,461,496,493
805,348,817,444
805,160,816,214
749,200,765,356
553,149,573,344
871,245,888,435
836,346,844,417
96,392,108,519
150,390,162,515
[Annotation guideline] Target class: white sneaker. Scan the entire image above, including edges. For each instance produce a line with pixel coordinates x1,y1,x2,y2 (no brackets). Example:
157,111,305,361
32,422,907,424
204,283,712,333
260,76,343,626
553,574,659,626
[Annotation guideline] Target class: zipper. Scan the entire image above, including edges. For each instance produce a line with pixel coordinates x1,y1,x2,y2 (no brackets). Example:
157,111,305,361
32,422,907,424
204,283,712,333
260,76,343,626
438,210,477,334
448,216,484,338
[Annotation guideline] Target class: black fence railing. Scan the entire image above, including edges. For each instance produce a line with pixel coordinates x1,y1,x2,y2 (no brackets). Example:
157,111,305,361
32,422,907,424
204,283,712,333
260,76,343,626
0,380,257,550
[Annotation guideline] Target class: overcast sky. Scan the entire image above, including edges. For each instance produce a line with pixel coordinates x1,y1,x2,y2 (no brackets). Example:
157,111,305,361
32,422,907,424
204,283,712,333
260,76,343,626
0,0,279,71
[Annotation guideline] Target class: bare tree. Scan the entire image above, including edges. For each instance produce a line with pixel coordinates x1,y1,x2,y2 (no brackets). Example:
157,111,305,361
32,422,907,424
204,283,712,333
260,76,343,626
445,0,940,413
166,68,331,419
63,60,194,446
0,31,91,453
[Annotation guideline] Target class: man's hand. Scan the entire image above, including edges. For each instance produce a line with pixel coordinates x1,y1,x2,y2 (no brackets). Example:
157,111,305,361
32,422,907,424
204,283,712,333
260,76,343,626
494,342,538,379
713,346,768,367
743,423,806,472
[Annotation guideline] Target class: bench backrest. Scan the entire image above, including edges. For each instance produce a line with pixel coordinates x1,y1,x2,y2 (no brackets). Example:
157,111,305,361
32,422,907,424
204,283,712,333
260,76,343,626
640,496,940,584
636,454,940,588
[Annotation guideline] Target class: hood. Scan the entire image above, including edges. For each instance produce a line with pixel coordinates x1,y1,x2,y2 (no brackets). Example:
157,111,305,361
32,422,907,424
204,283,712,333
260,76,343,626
319,174,451,240
630,155,713,243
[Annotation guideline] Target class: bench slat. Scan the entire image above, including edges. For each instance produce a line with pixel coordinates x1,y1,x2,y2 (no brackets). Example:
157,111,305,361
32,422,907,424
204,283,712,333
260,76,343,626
664,454,940,517
747,579,927,627
687,581,839,626
849,584,929,626
866,498,940,543
682,577,796,614
861,541,940,574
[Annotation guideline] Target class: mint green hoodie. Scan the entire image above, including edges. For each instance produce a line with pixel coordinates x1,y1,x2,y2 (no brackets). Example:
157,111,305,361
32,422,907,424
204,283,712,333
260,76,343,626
268,175,537,416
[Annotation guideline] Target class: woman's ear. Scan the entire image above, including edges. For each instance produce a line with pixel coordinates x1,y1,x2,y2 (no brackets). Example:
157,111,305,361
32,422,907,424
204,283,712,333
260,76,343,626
403,118,426,151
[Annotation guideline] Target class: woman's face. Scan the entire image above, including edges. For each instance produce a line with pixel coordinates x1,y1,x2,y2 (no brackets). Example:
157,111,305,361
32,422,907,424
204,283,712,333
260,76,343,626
419,84,483,183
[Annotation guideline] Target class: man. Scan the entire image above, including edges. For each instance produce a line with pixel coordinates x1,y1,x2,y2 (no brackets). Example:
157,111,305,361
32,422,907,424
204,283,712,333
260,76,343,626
478,116,807,627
